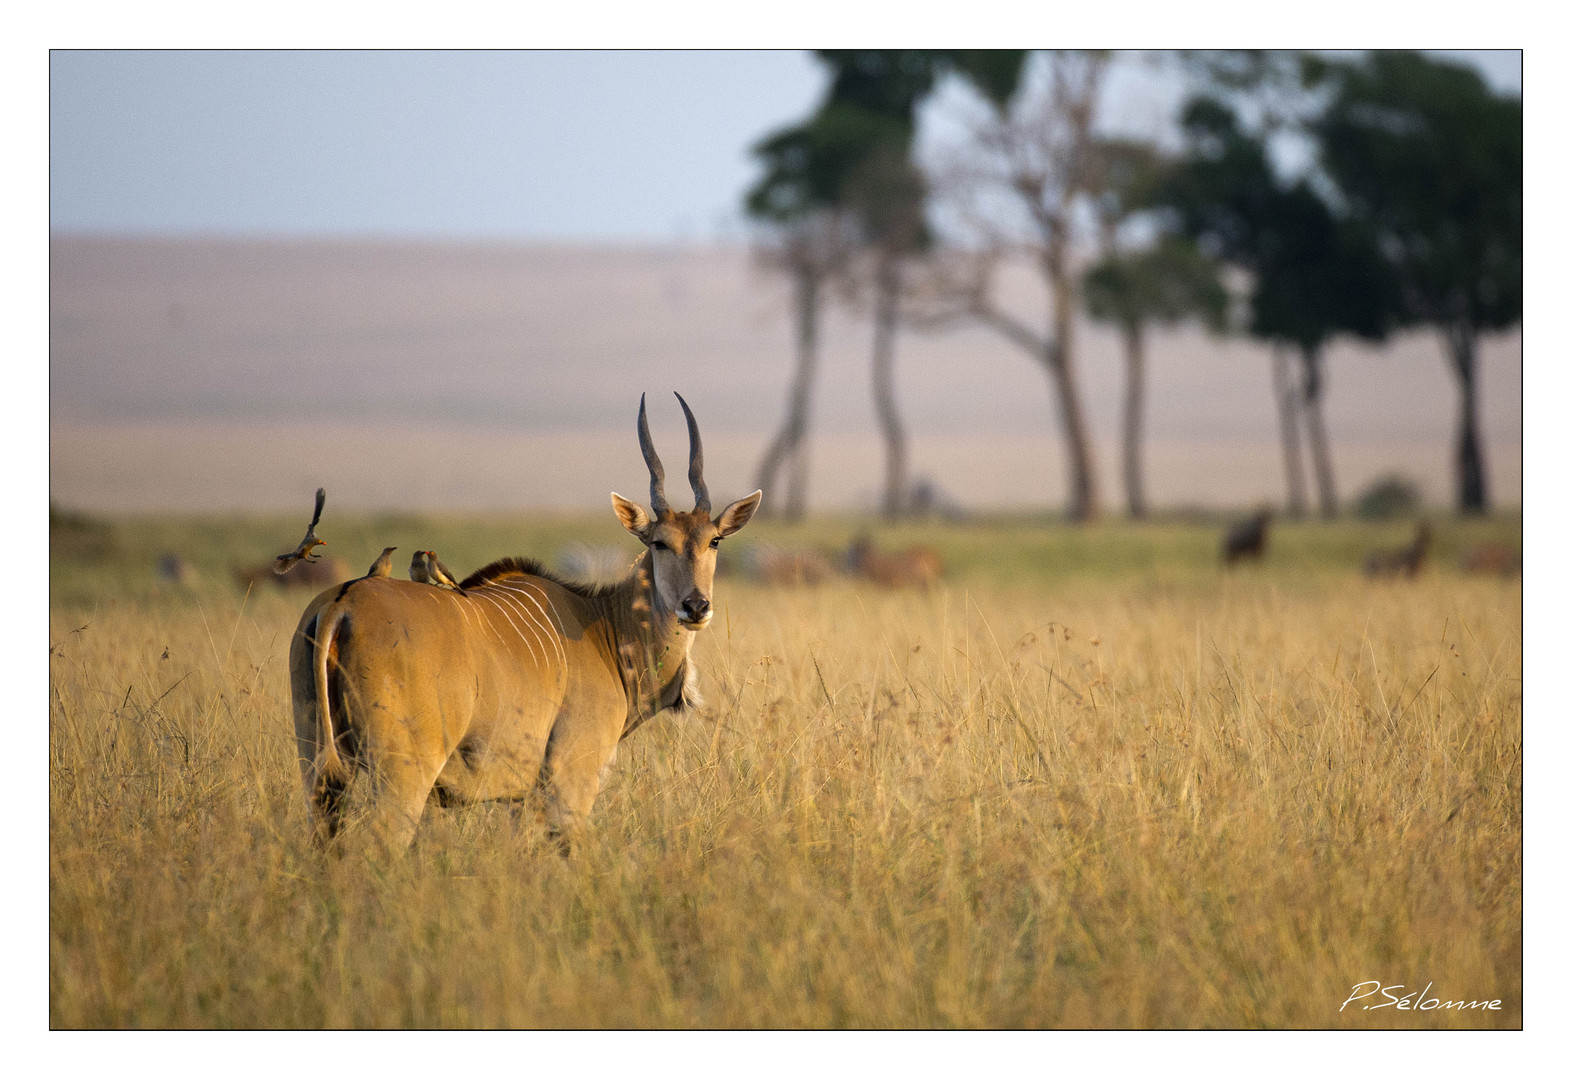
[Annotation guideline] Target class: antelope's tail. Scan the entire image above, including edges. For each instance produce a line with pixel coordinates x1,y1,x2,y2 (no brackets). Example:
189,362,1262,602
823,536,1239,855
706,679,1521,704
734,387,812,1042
312,606,350,787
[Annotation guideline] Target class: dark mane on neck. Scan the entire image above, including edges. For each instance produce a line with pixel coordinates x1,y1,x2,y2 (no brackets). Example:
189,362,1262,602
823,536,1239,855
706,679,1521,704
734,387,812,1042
459,555,628,600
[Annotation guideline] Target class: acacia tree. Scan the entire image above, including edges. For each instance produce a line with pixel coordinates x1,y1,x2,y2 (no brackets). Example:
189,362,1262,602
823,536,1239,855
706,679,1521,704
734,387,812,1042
811,51,947,519
745,123,853,520
1080,137,1227,519
1162,94,1398,518
747,52,950,519
926,50,1111,522
1314,51,1521,514
1083,235,1227,519
1167,52,1326,518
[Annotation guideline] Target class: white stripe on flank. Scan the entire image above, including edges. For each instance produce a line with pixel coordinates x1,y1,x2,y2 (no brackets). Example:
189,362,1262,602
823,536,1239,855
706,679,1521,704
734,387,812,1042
452,591,499,650
478,585,546,655
434,585,503,647
493,582,558,655
468,594,512,650
504,581,568,670
475,591,539,665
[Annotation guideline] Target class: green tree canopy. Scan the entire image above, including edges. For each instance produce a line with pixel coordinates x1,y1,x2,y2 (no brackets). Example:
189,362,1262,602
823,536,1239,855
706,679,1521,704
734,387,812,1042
1083,234,1228,335
1314,50,1520,513
1314,51,1521,336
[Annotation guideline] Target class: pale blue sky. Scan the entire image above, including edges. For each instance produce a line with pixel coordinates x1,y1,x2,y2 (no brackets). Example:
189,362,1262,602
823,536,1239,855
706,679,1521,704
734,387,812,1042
49,49,1521,242
50,50,824,240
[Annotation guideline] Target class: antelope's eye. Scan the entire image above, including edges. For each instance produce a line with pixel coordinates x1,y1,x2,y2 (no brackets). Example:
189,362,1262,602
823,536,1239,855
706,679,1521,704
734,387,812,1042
709,537,721,549
651,540,668,551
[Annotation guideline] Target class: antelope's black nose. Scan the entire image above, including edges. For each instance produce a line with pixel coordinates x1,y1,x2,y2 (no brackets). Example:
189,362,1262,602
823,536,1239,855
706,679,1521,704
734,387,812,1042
678,591,712,625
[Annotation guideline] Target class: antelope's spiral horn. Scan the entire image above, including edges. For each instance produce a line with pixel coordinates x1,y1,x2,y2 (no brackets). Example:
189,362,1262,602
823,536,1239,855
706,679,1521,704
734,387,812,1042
637,393,669,515
674,392,710,514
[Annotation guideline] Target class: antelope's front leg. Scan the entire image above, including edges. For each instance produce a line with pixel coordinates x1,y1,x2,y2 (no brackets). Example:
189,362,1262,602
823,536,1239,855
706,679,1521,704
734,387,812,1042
538,709,620,854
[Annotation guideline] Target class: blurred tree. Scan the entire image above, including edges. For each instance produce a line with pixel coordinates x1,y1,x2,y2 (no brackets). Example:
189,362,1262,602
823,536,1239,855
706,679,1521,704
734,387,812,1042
1352,473,1424,520
745,121,853,521
1246,184,1398,517
924,50,1109,522
1082,137,1227,519
1314,51,1521,514
1083,235,1228,519
813,51,945,519
746,51,958,520
1162,89,1399,518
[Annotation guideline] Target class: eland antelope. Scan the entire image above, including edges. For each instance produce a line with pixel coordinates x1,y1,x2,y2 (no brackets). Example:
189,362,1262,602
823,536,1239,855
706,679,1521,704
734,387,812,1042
288,394,761,854
846,533,943,588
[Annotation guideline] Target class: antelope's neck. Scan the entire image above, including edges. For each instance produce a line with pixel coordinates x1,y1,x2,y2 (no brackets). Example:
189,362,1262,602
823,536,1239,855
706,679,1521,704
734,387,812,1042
600,551,696,727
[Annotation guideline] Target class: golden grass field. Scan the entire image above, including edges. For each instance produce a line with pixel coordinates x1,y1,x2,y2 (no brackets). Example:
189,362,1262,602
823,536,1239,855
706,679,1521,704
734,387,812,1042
48,510,1521,1029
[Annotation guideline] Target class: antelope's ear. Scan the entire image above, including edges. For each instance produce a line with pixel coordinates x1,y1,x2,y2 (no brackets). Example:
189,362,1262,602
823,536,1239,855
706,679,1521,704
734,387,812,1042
611,493,652,539
715,490,763,537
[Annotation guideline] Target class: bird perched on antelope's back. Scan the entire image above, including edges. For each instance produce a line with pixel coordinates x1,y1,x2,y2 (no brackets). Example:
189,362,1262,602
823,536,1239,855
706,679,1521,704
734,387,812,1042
409,550,433,584
274,487,327,575
411,550,463,591
367,546,397,578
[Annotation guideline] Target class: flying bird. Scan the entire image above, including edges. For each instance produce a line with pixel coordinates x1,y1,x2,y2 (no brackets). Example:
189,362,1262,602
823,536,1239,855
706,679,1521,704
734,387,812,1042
274,488,328,575
367,546,397,578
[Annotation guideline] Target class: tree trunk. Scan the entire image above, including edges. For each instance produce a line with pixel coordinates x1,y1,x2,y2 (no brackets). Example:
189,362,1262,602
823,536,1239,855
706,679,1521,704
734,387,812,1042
1447,326,1489,514
1121,323,1147,520
1271,346,1309,519
753,265,819,520
871,259,907,519
1046,245,1099,522
1299,345,1337,519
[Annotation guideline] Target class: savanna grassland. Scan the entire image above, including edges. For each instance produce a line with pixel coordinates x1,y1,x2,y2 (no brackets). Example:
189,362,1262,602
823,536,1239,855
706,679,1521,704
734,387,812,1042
48,510,1521,1029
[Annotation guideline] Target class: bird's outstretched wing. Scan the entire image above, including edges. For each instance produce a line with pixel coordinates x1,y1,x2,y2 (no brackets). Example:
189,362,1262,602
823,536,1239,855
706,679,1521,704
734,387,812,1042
274,487,329,574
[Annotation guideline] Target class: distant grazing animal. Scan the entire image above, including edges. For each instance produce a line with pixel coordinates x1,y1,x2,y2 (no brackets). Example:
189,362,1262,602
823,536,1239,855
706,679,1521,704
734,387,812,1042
1459,541,1521,577
367,547,397,578
156,553,196,586
1363,522,1432,579
288,393,762,854
846,533,943,588
742,543,836,585
236,555,353,593
274,488,328,575
1222,510,1272,566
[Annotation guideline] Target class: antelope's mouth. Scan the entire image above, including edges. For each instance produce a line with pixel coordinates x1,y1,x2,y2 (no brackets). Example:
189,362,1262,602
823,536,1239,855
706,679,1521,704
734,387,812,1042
677,612,713,630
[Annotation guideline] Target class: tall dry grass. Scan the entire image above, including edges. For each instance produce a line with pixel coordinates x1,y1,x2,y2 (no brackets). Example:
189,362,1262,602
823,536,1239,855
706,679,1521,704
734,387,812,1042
49,517,1520,1028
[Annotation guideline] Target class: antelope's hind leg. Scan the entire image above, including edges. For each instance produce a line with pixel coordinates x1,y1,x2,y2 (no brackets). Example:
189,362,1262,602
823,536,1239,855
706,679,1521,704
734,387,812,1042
304,764,351,849
349,707,454,856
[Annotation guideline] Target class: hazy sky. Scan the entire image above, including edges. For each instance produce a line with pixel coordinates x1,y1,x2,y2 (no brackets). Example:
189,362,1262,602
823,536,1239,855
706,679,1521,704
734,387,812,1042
49,49,1521,242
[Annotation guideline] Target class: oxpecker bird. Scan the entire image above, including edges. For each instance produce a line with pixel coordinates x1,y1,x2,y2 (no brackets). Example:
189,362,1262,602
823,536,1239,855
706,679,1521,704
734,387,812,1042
409,550,434,584
275,488,328,575
428,551,462,590
367,546,397,578
410,550,462,590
